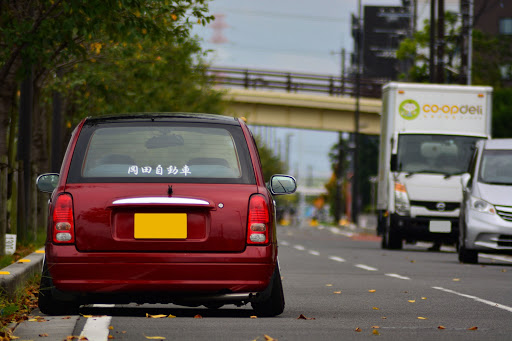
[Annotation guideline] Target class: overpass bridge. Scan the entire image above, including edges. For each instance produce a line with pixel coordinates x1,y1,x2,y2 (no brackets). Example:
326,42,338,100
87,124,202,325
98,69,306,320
208,67,385,135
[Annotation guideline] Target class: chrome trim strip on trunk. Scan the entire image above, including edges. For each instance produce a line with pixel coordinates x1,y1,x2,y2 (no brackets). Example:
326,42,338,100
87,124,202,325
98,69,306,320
112,197,210,205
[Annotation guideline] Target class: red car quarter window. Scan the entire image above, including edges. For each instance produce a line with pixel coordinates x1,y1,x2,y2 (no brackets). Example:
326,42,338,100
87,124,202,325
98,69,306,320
67,121,255,184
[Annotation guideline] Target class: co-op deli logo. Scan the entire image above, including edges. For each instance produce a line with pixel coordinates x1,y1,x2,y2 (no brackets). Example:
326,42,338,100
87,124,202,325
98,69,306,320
398,99,484,121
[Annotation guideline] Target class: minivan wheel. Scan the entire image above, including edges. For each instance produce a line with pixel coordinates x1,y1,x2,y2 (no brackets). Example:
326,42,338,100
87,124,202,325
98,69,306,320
458,246,478,264
38,263,80,316
251,267,285,317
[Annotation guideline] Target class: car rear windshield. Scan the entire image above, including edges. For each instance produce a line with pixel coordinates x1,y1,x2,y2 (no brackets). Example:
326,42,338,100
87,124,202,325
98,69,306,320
67,121,256,184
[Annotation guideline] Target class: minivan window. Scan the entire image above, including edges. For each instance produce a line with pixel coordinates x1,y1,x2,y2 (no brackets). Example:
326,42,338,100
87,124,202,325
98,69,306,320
67,122,256,184
479,149,512,185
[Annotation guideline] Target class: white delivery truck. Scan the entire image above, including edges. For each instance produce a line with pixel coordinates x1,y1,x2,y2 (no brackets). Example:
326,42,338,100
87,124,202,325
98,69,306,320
377,82,493,249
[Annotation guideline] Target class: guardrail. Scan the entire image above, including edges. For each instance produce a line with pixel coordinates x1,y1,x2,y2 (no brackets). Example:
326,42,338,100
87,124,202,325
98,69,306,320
207,66,388,99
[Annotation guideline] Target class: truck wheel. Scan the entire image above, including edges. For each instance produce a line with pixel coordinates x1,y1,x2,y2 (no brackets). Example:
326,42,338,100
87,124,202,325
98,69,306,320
458,246,478,264
251,267,285,317
383,217,402,250
38,263,80,316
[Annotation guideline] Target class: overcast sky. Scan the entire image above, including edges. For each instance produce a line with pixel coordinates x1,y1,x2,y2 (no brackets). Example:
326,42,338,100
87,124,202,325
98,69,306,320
194,0,461,182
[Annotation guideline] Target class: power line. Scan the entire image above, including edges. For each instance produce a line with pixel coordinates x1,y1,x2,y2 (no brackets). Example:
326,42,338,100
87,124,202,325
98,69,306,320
213,8,349,23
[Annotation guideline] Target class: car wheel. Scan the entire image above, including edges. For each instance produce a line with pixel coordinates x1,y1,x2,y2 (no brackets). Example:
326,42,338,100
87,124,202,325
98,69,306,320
385,218,402,250
251,267,285,317
458,246,478,264
38,263,80,316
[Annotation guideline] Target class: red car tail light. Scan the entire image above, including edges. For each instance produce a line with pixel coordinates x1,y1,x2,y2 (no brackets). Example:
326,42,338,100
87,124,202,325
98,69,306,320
247,194,270,244
52,194,75,244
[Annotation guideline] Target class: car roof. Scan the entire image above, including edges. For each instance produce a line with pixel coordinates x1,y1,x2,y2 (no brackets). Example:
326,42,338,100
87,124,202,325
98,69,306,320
84,113,241,126
482,138,512,150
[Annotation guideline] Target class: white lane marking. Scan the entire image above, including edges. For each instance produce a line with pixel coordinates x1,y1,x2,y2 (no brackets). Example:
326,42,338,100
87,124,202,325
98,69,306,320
355,264,378,271
294,245,305,251
308,250,320,256
385,273,411,280
480,254,512,263
280,241,289,246
433,287,512,313
80,304,114,341
328,256,346,263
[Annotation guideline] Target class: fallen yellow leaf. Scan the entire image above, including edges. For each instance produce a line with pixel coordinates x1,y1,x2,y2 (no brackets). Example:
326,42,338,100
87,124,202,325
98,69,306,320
194,314,203,319
452,278,460,282
144,336,166,340
297,314,315,320
368,289,376,293
39,334,49,337
417,317,427,320
109,326,114,330
371,326,380,329
381,317,387,319
326,284,333,287
81,315,93,318
264,335,276,341
250,316,258,319
372,307,379,310
468,326,478,330
372,329,380,335
438,326,446,330
355,327,362,332
408,300,416,303
421,297,427,300
18,259,31,263
167,314,176,318
146,314,167,319
333,291,342,294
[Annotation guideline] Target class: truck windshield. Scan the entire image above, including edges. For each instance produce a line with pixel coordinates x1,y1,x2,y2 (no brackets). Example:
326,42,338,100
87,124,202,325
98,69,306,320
479,150,512,185
397,135,482,175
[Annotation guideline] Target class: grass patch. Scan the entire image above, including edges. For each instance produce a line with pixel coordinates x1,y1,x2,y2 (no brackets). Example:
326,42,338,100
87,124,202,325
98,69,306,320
0,273,40,337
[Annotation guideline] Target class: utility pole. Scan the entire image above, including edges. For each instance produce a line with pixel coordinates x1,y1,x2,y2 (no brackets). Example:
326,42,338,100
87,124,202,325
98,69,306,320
429,0,436,83
467,0,474,85
334,132,343,224
436,0,445,83
352,0,362,224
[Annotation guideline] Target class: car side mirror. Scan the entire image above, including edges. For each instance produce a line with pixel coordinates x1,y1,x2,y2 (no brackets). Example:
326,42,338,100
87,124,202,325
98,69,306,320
390,154,398,172
36,173,60,193
460,173,471,189
269,175,297,195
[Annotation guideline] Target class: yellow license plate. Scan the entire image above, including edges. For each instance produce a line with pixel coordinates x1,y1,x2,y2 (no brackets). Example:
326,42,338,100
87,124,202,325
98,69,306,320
134,213,187,239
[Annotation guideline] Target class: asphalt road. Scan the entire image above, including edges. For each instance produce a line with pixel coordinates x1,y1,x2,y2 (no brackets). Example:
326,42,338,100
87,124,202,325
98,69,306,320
13,224,512,340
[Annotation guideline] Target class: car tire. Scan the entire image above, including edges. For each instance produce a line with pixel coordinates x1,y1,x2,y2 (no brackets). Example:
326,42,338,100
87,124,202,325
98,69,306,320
38,263,80,316
458,246,478,264
251,267,285,317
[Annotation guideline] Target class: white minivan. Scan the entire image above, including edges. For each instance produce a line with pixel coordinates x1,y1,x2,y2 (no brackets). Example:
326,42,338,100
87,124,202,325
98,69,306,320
459,138,512,263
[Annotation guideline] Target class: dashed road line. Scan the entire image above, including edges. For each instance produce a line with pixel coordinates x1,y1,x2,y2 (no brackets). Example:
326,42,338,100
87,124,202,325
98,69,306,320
433,287,512,313
355,264,378,271
80,304,114,340
308,250,320,256
328,256,346,263
294,245,305,251
385,273,411,280
280,241,289,246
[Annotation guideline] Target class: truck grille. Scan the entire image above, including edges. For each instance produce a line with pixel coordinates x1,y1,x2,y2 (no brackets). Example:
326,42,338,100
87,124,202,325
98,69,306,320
495,205,512,222
497,235,512,247
410,201,459,212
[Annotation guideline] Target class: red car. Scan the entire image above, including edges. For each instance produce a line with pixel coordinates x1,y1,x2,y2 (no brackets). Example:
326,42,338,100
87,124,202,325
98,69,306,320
36,113,296,316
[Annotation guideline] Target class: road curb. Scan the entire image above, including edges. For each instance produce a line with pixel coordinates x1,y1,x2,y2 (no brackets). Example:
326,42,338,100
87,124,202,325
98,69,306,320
0,249,44,299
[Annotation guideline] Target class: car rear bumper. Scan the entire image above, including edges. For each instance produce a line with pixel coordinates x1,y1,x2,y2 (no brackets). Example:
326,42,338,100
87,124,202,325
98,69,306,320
464,211,512,252
46,244,276,296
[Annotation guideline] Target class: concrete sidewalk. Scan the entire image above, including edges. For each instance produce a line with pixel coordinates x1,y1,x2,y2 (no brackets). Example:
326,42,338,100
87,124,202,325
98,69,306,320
0,249,44,299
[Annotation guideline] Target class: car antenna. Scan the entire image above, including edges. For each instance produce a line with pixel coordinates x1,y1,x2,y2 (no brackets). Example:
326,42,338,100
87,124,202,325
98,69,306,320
168,185,173,196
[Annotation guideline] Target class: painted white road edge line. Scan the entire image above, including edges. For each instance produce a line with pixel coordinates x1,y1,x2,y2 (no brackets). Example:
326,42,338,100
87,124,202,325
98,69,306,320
385,273,411,280
355,264,378,271
80,304,115,341
433,286,512,313
328,256,346,263
308,250,320,256
280,241,289,246
294,245,305,251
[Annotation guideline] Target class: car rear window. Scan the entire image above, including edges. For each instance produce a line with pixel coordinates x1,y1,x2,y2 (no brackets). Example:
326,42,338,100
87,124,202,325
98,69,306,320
67,121,256,184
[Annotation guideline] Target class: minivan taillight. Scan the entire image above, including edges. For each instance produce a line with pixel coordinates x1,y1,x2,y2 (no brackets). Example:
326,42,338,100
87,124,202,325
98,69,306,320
52,193,75,244
247,194,270,244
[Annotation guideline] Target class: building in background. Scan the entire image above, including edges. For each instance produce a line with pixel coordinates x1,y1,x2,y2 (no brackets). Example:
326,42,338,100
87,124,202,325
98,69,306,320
474,0,512,35
351,0,413,81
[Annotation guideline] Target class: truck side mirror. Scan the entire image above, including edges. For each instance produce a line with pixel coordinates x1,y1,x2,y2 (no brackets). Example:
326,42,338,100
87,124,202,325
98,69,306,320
390,154,398,172
461,173,471,189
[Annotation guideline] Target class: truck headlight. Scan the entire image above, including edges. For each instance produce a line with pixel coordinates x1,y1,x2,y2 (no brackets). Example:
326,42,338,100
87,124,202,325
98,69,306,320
394,182,410,215
470,196,496,215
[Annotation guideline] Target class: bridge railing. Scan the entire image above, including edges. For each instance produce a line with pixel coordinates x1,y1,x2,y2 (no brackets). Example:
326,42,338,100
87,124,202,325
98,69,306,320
206,66,388,99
